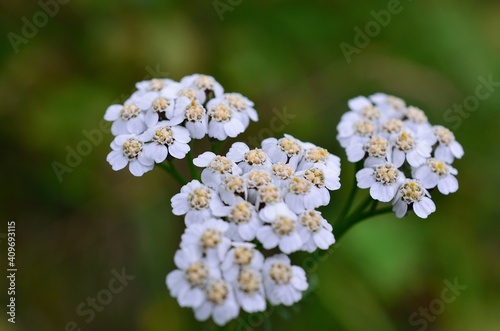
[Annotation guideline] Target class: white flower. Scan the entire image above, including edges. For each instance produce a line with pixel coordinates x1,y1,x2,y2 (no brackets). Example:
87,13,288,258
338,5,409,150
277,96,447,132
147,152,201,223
174,97,208,139
432,125,464,163
104,101,146,135
257,204,302,254
390,130,432,168
223,93,258,129
297,143,341,174
106,134,154,176
170,85,206,104
262,135,302,168
404,106,432,133
256,184,285,220
233,267,266,313
141,122,191,162
301,164,341,201
135,78,179,94
379,118,405,140
392,179,436,218
283,176,323,214
222,198,262,242
270,162,296,189
227,142,271,173
348,96,382,122
193,278,239,326
243,169,273,204
218,174,247,205
413,158,459,195
362,135,391,167
194,152,241,189
180,74,224,98
369,93,407,119
171,180,226,225
297,210,335,252
166,247,218,308
180,218,231,262
336,111,375,149
206,99,245,140
262,254,308,306
221,243,264,282
139,93,178,128
356,163,405,202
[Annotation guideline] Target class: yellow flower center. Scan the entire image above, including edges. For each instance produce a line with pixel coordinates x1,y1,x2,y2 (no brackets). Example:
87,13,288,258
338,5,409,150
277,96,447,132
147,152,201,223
238,268,261,294
122,138,143,159
229,201,253,224
184,100,205,122
269,263,292,285
258,184,281,204
300,210,323,233
272,216,296,236
200,228,222,249
289,176,311,195
244,149,267,166
188,187,211,209
206,280,228,305
120,104,140,120
271,163,294,180
233,246,254,265
185,261,208,287
153,126,174,145
374,163,399,184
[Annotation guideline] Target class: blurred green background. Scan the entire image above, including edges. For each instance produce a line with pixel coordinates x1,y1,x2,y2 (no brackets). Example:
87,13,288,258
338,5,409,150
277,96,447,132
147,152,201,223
1,0,499,330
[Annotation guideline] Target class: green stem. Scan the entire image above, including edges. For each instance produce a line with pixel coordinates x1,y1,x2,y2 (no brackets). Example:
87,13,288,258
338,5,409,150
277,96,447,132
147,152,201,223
211,139,225,154
335,161,363,225
335,205,393,240
156,161,187,186
186,150,199,180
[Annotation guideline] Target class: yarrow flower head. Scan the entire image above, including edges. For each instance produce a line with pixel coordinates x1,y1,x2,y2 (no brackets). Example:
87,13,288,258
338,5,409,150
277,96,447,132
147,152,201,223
166,135,341,325
338,93,463,218
104,79,464,327
104,74,258,176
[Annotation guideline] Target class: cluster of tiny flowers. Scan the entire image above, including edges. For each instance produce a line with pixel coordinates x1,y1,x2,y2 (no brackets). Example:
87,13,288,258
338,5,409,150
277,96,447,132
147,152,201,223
104,74,258,176
166,135,341,325
337,93,464,219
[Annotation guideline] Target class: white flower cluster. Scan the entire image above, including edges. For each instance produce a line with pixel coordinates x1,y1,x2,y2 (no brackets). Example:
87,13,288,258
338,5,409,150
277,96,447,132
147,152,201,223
166,136,341,325
337,93,464,219
104,74,258,176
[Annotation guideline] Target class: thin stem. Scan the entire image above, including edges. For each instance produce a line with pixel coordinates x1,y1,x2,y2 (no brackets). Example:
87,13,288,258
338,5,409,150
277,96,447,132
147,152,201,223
335,161,363,225
167,159,188,185
186,150,199,180
156,161,187,186
335,205,393,240
211,139,225,154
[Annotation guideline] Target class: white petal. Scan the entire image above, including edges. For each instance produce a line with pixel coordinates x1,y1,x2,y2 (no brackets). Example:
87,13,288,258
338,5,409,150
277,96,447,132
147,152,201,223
356,168,375,188
104,105,122,121
169,142,190,159
437,175,459,195
370,182,398,202
413,197,436,219
193,151,216,167
256,226,279,249
279,233,302,254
